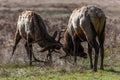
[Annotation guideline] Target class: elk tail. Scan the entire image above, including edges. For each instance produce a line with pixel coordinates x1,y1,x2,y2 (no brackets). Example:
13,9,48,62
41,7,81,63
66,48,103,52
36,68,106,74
88,15,97,37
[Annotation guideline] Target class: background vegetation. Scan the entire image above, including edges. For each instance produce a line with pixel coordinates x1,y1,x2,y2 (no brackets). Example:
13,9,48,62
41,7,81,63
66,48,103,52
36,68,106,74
0,0,120,79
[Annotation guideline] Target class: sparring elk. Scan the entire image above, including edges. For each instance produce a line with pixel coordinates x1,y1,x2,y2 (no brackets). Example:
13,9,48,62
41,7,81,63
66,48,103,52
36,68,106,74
64,6,106,71
11,11,62,66
60,28,87,59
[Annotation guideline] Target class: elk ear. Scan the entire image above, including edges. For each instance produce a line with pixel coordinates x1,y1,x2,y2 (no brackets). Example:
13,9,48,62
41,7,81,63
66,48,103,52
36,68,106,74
52,31,58,39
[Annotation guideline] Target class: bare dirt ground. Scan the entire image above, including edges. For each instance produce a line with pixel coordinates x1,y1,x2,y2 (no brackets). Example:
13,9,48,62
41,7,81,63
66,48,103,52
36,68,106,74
0,0,120,67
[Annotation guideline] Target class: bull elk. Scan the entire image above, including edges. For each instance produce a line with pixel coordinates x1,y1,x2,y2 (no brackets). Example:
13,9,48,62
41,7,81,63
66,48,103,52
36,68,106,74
11,11,62,66
63,6,106,71
60,28,87,59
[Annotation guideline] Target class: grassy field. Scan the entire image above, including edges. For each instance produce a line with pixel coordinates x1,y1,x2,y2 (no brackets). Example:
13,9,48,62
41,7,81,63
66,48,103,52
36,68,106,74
0,0,120,80
0,11,120,80
0,64,120,80
0,50,120,80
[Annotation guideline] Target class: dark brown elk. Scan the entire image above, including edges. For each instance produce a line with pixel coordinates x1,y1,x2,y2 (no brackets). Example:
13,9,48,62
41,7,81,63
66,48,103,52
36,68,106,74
63,6,106,71
11,11,62,66
60,28,87,59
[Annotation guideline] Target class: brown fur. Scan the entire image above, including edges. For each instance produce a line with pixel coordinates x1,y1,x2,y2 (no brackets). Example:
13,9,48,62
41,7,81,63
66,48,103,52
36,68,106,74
11,11,62,65
65,6,106,71
61,29,87,59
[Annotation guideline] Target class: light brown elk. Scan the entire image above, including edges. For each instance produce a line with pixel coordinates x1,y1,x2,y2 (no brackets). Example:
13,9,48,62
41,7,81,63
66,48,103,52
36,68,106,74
64,6,106,71
11,11,62,66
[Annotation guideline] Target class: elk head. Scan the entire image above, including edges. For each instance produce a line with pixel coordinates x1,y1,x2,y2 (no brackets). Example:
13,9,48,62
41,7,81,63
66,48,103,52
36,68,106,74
60,28,88,59
39,30,63,52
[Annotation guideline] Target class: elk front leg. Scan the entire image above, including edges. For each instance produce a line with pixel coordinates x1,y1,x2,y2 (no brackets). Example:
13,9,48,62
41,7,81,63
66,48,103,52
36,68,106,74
46,50,52,63
48,50,52,61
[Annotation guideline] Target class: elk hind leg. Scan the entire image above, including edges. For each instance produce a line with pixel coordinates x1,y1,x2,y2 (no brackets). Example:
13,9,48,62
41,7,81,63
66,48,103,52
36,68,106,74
72,36,78,65
26,37,33,66
90,39,99,72
10,29,21,60
25,42,42,63
25,42,31,61
88,44,93,69
99,33,105,70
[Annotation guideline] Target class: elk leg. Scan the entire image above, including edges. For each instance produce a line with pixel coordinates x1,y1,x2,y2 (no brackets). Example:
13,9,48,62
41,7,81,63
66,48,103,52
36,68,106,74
25,42,30,60
88,44,93,69
29,43,33,66
30,45,41,62
72,36,77,65
10,29,21,60
46,50,52,62
100,43,104,70
90,39,99,72
25,42,45,63
27,36,33,66
99,33,105,70
25,42,34,60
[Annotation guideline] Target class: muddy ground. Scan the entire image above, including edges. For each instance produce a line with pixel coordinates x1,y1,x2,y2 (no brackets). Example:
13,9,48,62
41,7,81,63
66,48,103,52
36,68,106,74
0,0,120,66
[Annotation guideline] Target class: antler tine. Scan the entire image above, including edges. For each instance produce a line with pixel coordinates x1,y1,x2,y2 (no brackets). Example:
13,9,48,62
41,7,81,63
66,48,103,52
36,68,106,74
58,28,66,42
52,49,61,53
53,31,58,39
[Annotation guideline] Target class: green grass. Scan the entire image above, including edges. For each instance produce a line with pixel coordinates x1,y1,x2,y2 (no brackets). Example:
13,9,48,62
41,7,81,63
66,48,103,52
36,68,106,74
0,64,120,80
0,49,120,80
0,70,120,80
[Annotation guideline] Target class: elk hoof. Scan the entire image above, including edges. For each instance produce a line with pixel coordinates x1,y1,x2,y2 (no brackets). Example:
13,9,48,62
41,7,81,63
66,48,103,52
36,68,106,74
93,68,97,72
29,62,33,66
90,65,93,69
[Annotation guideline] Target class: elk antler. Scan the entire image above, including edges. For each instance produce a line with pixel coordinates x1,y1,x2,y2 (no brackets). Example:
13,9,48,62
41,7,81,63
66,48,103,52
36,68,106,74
52,31,58,39
58,29,66,42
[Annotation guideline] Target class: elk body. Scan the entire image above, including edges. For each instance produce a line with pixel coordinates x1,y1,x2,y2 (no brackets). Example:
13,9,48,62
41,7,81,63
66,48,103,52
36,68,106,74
11,11,62,65
61,29,87,59
64,6,106,71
